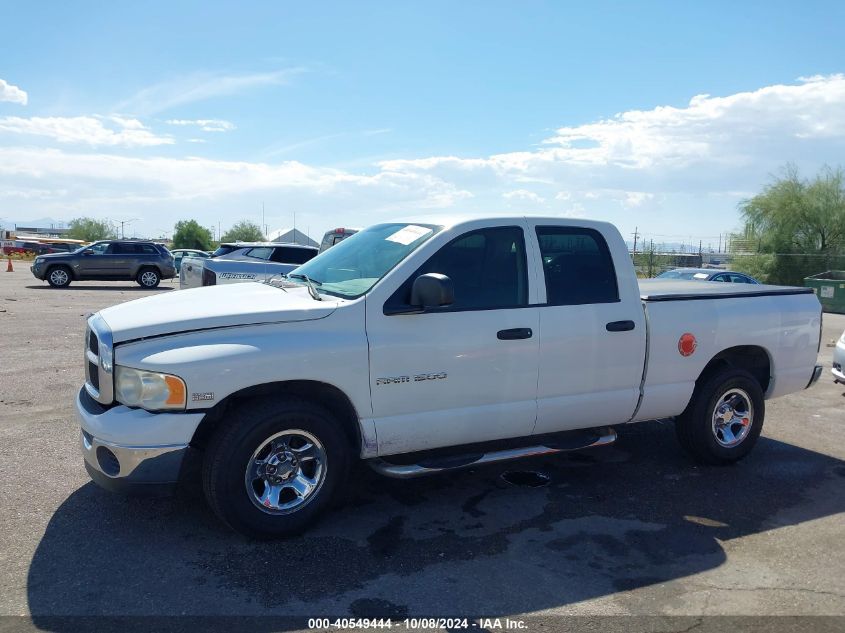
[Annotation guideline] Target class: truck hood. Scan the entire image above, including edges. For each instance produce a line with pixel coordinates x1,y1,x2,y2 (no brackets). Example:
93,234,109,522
99,282,339,343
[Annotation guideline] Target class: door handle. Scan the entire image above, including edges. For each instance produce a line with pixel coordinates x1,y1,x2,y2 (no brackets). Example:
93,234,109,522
497,328,533,340
606,320,635,332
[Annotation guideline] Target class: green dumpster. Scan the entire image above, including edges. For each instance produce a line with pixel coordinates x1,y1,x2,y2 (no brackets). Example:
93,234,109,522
804,270,845,313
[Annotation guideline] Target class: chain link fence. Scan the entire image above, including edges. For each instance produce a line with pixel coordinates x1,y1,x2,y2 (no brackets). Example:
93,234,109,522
631,250,845,287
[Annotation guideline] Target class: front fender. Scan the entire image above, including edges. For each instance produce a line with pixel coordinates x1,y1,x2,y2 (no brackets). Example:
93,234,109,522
112,300,372,436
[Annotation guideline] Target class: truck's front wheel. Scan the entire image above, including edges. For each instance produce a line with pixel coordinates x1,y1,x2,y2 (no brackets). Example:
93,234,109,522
202,397,350,538
675,369,765,465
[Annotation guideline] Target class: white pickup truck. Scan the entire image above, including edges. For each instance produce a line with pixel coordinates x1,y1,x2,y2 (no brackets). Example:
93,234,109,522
77,216,823,538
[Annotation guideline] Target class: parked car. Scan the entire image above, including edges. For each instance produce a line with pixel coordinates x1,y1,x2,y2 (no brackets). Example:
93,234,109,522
180,243,318,289
77,216,822,538
31,239,177,288
319,227,360,253
179,242,274,289
171,248,211,273
834,329,845,384
657,268,759,284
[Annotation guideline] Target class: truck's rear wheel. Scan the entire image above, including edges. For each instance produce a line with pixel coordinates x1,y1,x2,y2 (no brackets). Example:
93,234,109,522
202,396,350,538
675,368,765,465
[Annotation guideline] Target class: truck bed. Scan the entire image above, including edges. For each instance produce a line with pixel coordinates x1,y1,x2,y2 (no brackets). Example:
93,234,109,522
638,279,814,302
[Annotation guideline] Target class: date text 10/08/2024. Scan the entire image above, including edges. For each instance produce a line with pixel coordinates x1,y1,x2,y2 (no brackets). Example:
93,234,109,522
307,618,527,629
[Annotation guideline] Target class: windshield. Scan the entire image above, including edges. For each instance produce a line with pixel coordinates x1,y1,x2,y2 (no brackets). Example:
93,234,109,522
289,223,441,298
657,270,701,280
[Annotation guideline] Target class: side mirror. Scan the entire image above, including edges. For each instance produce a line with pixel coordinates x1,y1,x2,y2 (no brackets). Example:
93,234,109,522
410,273,454,309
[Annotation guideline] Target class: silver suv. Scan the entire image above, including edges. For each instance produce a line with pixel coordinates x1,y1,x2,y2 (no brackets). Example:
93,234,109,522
31,240,176,288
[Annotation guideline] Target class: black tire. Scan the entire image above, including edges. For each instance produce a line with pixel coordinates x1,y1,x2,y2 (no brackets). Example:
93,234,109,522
46,265,72,288
675,368,765,465
202,396,351,539
136,267,161,288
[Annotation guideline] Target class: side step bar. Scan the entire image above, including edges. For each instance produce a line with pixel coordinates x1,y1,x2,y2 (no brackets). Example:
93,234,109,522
368,427,617,479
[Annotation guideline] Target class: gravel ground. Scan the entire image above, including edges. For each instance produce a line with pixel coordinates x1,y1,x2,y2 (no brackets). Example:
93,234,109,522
0,265,843,630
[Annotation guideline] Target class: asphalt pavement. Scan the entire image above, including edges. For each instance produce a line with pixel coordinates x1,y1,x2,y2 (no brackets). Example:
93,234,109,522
0,266,843,629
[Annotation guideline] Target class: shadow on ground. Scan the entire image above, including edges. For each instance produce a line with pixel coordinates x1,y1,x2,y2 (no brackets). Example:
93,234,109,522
25,285,173,292
28,421,845,624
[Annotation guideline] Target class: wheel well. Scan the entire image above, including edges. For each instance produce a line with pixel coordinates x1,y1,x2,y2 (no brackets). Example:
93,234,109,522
190,380,362,453
137,265,160,274
697,345,771,393
46,263,74,279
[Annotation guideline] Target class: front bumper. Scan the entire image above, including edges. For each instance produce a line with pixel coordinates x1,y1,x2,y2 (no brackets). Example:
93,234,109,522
833,340,845,384
30,263,45,280
76,387,205,493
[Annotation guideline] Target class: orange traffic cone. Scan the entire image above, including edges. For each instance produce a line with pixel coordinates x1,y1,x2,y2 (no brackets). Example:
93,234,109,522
5,257,12,272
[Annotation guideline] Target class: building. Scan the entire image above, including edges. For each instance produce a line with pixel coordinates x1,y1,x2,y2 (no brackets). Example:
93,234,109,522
14,226,71,238
266,227,318,248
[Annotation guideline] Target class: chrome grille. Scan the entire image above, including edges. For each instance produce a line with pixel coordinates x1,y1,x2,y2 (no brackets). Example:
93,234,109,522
84,314,114,405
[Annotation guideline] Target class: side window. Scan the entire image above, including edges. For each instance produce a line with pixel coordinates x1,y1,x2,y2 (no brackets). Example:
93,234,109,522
139,244,158,255
270,247,316,264
729,274,748,283
245,247,273,260
536,227,619,305
711,274,728,282
386,226,528,311
109,243,135,255
91,242,110,255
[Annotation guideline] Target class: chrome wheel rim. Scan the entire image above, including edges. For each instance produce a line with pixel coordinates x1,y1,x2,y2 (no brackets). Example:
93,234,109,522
245,429,327,515
711,388,753,447
50,269,68,286
140,271,158,286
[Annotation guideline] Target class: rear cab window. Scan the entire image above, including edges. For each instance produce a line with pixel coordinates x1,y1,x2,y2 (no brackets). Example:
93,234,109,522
535,227,619,305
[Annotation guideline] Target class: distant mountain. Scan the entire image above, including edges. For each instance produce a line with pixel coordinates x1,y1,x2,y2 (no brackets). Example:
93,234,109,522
0,217,65,231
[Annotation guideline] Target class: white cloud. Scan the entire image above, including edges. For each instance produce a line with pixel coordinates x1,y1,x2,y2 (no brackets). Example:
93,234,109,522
166,118,235,132
623,191,654,207
3,75,845,240
377,74,845,186
0,79,27,105
503,189,545,204
0,115,172,147
118,68,306,115
0,147,472,210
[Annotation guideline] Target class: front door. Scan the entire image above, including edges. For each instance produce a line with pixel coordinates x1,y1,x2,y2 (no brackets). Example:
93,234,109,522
75,242,112,278
367,224,540,456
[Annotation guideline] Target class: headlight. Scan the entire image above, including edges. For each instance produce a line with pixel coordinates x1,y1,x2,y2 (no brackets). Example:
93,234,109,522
35,258,44,264
115,366,186,411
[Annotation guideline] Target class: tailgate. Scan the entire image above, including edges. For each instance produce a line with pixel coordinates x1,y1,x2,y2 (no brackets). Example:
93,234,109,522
179,256,205,289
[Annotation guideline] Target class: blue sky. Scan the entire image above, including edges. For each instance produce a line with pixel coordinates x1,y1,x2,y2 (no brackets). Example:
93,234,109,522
1,1,844,247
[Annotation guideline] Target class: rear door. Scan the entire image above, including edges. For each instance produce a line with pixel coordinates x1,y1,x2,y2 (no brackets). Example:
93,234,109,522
528,222,647,434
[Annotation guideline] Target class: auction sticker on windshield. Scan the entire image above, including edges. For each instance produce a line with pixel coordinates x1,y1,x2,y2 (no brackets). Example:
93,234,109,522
386,225,432,245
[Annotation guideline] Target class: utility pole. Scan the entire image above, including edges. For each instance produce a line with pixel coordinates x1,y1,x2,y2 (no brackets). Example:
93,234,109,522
718,233,722,253
648,239,655,277
262,202,267,239
631,227,639,254
117,219,137,239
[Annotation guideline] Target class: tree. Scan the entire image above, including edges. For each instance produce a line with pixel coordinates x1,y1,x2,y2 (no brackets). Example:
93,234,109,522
66,217,116,242
172,220,214,250
733,166,845,285
221,220,265,243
